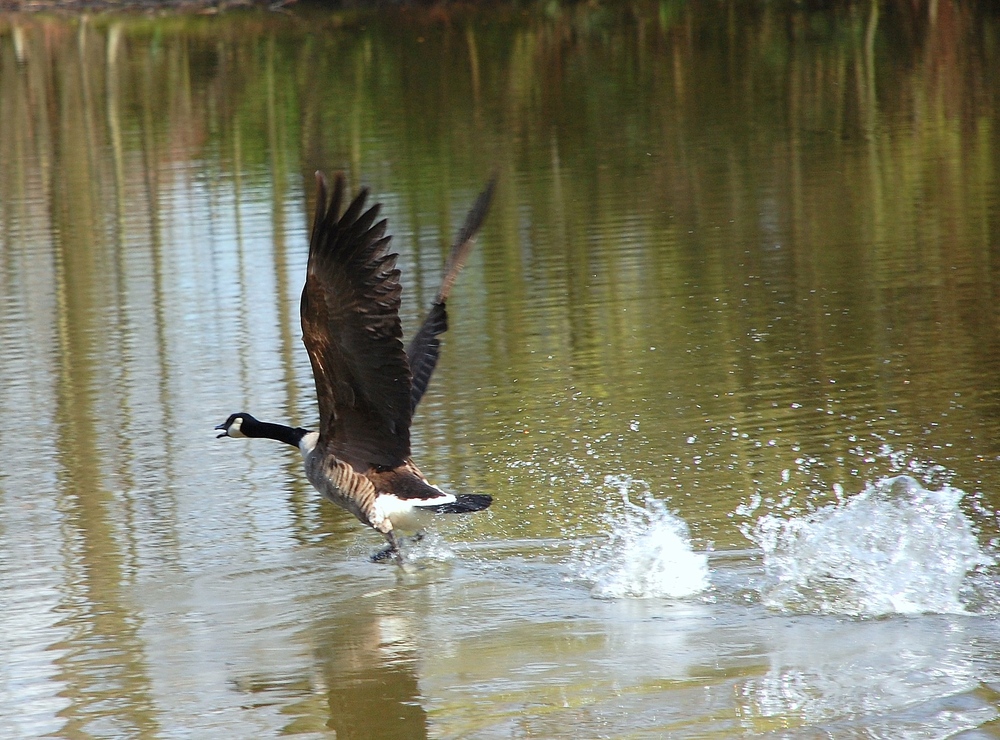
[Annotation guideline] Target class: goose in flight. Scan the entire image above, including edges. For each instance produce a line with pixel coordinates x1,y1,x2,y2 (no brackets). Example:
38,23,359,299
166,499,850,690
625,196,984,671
216,172,495,564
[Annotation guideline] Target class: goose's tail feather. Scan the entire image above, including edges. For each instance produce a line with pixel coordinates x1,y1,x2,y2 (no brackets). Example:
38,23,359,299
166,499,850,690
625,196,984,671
425,494,493,514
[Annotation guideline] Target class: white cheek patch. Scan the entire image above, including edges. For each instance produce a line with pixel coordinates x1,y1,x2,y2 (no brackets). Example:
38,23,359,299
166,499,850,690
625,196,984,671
227,417,246,438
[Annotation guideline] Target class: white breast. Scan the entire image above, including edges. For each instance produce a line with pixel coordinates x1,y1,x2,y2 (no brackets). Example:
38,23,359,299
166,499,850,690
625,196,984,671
299,431,320,458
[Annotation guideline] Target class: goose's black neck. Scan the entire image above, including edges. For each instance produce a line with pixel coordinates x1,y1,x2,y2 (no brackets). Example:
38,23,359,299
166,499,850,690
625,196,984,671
246,418,309,448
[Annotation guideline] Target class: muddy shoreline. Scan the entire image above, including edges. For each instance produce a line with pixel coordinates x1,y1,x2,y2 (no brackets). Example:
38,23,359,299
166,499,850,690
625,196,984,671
2,0,277,11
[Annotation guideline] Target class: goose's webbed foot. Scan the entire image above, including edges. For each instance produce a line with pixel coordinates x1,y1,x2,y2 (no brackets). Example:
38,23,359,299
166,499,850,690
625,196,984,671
370,544,398,563
369,531,426,565
371,530,406,566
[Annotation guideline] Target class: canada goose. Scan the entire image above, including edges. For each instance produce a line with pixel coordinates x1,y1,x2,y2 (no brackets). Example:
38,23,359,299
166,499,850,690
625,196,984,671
216,172,495,564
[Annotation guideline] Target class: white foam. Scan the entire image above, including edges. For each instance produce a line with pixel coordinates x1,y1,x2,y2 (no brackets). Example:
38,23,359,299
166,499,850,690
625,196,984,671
573,475,709,599
401,532,457,564
745,475,993,616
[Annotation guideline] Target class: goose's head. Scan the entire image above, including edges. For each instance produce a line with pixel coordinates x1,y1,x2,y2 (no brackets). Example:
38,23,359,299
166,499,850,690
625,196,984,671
215,412,256,439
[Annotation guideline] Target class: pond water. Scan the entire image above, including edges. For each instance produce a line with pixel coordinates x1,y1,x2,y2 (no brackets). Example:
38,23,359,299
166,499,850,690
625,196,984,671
2,2,1000,736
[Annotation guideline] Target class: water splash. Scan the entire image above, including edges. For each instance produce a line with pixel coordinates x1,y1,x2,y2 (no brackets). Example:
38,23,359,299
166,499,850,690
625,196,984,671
573,475,709,599
745,475,993,616
401,531,457,564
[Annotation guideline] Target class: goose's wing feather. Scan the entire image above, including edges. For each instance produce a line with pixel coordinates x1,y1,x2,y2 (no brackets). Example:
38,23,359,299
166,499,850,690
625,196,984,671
407,176,497,413
302,172,411,468
406,304,446,416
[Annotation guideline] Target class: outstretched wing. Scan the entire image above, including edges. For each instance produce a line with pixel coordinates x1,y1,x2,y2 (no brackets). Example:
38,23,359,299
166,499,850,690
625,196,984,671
407,176,497,413
301,172,411,468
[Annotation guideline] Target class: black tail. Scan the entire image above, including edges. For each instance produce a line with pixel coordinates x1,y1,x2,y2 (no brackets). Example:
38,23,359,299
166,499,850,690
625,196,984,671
426,494,493,514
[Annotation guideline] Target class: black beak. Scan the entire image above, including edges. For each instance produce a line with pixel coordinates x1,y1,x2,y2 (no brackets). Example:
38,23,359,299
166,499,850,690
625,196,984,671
215,423,227,439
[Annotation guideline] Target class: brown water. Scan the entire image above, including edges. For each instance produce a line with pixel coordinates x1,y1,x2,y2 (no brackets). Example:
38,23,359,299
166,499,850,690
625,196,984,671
3,2,1000,736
